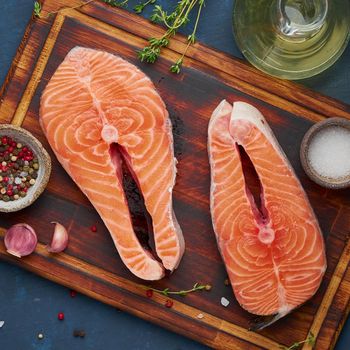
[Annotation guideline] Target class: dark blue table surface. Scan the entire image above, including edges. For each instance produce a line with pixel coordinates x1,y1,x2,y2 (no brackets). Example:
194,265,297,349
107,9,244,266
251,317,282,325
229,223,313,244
0,1,349,349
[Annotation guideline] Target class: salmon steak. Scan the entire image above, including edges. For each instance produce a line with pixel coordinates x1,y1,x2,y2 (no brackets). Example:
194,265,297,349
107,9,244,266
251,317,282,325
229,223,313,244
208,100,326,323
40,47,185,280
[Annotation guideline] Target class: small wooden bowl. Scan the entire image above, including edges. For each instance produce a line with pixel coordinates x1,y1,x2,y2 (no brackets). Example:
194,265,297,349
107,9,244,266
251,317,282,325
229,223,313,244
0,124,51,212
300,117,350,189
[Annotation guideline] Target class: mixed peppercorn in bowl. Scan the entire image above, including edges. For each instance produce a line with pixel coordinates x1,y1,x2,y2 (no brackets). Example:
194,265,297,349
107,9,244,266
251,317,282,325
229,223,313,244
0,124,51,212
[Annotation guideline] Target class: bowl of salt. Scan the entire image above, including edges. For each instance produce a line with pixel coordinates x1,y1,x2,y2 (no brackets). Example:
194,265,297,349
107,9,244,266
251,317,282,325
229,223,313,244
300,117,350,189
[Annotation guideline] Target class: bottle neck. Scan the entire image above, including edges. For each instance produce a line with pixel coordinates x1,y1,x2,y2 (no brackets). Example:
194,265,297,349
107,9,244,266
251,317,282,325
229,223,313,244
277,0,328,39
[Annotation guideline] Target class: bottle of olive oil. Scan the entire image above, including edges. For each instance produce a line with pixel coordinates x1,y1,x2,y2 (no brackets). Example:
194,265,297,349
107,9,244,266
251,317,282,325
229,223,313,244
233,0,350,80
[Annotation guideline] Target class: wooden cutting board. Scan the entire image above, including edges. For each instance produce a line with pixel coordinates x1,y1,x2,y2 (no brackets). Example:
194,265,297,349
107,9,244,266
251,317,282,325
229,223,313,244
1,1,350,349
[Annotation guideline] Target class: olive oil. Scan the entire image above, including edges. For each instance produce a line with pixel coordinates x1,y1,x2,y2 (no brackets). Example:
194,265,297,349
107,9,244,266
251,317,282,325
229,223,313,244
233,0,350,80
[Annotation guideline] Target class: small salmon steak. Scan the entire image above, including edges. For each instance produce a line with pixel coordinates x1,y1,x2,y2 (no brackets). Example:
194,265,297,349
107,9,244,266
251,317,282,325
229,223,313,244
40,47,184,280
208,100,326,321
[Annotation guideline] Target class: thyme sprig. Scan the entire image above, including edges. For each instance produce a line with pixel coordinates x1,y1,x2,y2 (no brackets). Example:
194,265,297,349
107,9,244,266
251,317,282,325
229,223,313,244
139,0,205,73
147,283,211,296
134,0,156,14
280,332,316,350
34,0,205,73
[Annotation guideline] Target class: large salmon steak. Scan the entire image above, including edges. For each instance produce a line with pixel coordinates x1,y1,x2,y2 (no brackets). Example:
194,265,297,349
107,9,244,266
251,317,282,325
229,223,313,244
40,47,185,281
208,100,326,325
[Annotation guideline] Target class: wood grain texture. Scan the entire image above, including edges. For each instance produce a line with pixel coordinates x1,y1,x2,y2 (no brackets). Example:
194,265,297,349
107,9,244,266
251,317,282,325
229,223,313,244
0,1,350,349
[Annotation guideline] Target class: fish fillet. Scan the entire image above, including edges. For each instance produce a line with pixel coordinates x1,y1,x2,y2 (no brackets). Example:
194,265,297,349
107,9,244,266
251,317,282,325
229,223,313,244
40,47,185,280
208,100,326,321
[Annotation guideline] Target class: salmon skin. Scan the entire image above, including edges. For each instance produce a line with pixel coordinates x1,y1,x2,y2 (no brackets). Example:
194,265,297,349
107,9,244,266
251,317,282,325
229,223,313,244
40,47,185,280
208,100,326,326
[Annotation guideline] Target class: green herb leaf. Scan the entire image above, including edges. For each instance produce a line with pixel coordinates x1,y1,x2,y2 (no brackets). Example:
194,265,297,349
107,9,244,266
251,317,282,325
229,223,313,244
101,0,128,7
139,0,205,71
169,62,182,74
280,332,316,350
133,0,156,14
33,1,42,18
307,332,316,346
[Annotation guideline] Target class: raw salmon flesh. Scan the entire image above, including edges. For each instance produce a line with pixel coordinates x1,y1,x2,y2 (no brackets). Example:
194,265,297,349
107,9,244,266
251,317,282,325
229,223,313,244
40,47,185,280
208,100,326,322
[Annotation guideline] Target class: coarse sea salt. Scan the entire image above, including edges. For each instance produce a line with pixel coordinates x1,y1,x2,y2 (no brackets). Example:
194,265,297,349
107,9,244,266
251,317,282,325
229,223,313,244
221,297,230,307
308,126,350,179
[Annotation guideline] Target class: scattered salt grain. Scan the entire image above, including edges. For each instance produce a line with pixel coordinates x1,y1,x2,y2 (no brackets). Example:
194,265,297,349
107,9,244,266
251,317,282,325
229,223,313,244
308,126,350,179
196,313,204,319
0,321,4,328
221,297,230,307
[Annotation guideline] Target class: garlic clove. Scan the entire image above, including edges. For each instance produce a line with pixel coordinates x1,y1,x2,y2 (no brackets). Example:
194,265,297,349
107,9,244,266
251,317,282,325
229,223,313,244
46,222,68,253
4,223,37,258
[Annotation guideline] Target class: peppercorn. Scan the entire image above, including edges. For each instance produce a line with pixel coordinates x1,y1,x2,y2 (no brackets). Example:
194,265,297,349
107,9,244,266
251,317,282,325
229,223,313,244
165,300,173,308
73,329,86,338
0,135,38,203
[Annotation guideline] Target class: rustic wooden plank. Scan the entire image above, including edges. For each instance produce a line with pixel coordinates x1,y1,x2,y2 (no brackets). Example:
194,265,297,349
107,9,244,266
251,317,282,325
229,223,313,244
0,20,52,121
11,13,65,126
1,1,350,350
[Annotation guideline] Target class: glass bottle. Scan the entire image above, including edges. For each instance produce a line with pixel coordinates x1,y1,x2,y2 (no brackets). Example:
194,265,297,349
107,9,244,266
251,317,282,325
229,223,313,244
233,0,350,80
